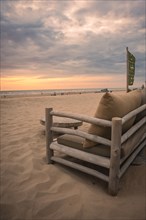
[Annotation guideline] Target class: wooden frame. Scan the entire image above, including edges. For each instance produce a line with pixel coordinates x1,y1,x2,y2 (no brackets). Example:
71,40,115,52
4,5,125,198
45,104,146,196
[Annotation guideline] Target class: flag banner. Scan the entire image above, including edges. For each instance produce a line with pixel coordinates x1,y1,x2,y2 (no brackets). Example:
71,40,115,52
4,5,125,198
128,51,136,85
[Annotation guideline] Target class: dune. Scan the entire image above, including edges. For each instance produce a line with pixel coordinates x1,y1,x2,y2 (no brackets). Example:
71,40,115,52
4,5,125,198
0,92,145,220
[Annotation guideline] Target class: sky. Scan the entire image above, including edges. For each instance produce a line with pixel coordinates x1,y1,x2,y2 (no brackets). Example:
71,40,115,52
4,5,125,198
1,0,146,91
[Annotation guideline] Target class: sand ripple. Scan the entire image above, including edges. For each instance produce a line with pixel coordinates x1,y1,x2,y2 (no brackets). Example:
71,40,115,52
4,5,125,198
1,93,145,220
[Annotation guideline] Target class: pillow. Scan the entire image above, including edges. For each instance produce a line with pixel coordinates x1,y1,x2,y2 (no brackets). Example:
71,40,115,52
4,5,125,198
121,124,146,157
83,90,142,148
141,87,146,104
134,88,146,124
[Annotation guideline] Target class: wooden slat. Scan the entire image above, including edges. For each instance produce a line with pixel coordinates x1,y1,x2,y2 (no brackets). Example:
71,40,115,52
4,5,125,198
122,104,146,125
50,142,110,168
120,132,146,164
51,126,111,146
121,117,146,144
51,156,109,182
119,140,146,178
40,117,83,128
50,110,112,127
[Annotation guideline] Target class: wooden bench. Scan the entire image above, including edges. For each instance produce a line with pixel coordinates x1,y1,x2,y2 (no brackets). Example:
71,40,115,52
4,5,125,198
45,89,146,195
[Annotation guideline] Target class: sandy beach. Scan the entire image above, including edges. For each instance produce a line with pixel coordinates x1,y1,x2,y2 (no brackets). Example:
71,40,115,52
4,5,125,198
0,92,145,220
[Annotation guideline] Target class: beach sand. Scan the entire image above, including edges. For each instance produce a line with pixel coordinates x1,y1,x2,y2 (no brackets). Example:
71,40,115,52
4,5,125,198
0,92,145,220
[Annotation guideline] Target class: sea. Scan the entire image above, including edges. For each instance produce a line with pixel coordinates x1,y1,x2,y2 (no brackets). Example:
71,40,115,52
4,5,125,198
0,88,125,97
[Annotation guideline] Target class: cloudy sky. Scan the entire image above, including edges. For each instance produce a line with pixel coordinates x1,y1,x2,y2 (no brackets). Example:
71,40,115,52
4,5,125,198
1,0,146,90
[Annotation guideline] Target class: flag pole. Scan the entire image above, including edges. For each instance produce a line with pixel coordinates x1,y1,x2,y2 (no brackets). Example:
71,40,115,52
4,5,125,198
126,47,129,93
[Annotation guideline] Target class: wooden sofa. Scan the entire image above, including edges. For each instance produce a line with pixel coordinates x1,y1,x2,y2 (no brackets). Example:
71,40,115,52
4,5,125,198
45,89,146,196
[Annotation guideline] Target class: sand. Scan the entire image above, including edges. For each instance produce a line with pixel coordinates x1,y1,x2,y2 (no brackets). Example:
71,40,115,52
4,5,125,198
0,92,145,220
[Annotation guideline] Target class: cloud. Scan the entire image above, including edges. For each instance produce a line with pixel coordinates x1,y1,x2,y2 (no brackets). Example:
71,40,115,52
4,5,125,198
1,0,145,89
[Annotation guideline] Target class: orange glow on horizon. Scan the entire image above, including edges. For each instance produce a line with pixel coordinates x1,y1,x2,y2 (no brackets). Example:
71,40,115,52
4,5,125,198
1,74,126,91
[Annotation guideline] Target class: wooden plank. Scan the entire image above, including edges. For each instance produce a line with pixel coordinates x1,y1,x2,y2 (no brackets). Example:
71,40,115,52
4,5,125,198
45,108,54,164
51,156,109,182
121,117,146,144
120,132,146,164
40,117,83,128
119,140,146,178
51,110,112,127
51,126,111,146
108,117,122,196
50,142,110,168
122,104,146,125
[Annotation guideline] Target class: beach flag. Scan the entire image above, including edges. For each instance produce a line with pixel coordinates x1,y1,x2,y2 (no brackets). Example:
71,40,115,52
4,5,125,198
126,47,136,92
127,50,136,85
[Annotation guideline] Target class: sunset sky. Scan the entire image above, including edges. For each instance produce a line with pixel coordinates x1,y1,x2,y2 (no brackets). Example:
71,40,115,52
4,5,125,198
1,0,146,91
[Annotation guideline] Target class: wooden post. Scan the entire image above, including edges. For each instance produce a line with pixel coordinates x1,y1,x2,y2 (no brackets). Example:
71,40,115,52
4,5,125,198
108,117,122,196
126,47,129,93
45,108,54,164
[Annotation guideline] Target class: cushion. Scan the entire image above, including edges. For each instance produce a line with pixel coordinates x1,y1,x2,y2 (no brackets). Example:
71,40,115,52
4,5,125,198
134,88,146,124
57,134,84,150
57,123,146,158
83,90,142,148
121,123,146,157
141,87,146,104
57,134,110,157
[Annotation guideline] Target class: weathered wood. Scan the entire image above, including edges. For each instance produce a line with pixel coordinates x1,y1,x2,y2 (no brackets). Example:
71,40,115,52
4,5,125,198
50,142,110,168
108,117,122,196
120,132,146,164
122,104,146,125
51,110,112,127
51,126,111,146
45,104,146,196
40,117,83,128
119,140,146,178
45,108,54,164
51,156,109,182
121,117,146,144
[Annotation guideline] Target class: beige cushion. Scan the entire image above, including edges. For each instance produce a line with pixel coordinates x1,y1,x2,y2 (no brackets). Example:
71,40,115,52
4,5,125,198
141,88,146,104
57,134,84,150
134,88,146,124
121,124,146,157
57,134,110,157
83,90,142,148
57,124,146,158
